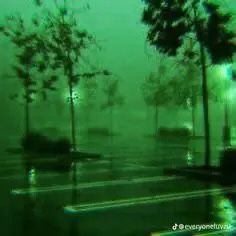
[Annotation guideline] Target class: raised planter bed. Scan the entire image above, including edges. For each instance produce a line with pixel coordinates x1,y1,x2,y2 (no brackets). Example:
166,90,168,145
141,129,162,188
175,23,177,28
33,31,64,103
23,151,102,171
220,146,236,176
21,132,102,171
164,165,236,185
157,127,192,138
164,166,222,183
164,147,236,185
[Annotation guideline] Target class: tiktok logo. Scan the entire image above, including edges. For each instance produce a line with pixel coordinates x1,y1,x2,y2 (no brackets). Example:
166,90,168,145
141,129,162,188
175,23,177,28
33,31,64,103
172,223,178,231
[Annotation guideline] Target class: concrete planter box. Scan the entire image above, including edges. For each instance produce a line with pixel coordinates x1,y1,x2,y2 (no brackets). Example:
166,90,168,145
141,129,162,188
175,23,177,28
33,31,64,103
23,151,102,172
164,165,236,185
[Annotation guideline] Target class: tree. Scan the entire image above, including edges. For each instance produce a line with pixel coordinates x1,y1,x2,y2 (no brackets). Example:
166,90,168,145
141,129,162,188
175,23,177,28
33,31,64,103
142,63,172,136
80,78,98,132
167,61,199,136
41,1,110,151
169,60,230,137
101,77,124,137
142,0,236,167
0,15,55,136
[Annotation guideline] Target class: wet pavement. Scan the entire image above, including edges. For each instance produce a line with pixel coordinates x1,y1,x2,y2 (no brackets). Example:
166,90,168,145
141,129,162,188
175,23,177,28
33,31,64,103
0,136,236,236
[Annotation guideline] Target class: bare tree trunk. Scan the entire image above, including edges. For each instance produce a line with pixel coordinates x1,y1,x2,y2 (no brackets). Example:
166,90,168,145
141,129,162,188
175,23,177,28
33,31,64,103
191,86,196,137
200,44,211,168
154,105,159,136
85,109,89,149
86,107,90,132
69,82,76,151
193,1,210,168
109,107,114,154
223,99,230,147
192,105,196,137
25,86,30,136
109,106,115,167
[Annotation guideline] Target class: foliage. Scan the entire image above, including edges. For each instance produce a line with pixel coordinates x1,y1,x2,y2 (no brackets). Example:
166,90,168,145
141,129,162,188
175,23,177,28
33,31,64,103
33,0,111,149
101,77,124,110
80,78,98,108
142,56,173,108
167,60,199,107
0,15,58,103
170,61,233,108
40,2,110,85
142,72,172,108
0,16,37,102
142,0,236,63
142,0,236,166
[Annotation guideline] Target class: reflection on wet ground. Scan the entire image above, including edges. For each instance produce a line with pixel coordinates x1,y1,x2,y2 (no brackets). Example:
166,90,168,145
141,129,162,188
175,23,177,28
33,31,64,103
0,136,236,235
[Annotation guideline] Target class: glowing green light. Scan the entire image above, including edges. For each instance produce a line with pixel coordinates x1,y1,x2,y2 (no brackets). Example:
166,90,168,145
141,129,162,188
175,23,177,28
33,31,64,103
183,122,192,131
228,87,236,101
186,98,191,108
219,64,232,80
186,150,193,166
217,196,236,227
28,168,37,186
64,89,84,104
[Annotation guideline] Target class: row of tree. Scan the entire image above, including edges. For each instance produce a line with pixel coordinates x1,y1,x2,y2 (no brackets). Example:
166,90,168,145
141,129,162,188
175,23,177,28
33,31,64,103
142,0,236,167
80,76,124,136
0,0,116,151
0,1,235,164
142,54,227,137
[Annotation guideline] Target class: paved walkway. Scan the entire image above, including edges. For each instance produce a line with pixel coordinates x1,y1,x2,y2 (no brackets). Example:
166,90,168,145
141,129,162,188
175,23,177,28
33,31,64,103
0,156,235,235
0,138,235,235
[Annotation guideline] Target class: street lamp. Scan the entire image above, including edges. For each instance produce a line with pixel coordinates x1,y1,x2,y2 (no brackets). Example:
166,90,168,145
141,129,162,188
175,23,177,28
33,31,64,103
64,89,83,105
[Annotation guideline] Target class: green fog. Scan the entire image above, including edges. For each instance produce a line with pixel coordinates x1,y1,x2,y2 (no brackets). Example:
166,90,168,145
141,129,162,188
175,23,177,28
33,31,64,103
0,0,235,148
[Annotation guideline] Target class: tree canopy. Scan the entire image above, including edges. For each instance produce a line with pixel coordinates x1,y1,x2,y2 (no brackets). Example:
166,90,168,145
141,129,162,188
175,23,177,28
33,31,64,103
142,0,236,63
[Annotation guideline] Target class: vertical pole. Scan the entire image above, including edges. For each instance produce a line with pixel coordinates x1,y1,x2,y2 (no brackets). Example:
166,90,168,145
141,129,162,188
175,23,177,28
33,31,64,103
25,85,30,136
191,104,196,137
223,79,230,147
191,93,196,137
193,3,211,168
155,105,158,136
200,43,211,168
69,82,76,151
